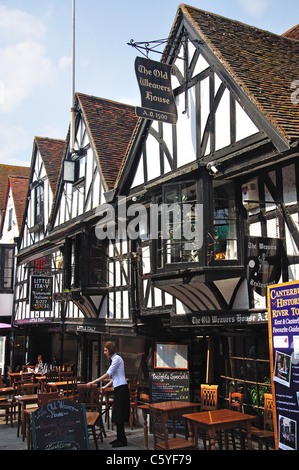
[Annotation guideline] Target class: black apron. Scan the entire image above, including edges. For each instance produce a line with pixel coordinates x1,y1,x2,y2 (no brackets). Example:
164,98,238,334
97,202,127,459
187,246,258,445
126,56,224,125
112,384,130,424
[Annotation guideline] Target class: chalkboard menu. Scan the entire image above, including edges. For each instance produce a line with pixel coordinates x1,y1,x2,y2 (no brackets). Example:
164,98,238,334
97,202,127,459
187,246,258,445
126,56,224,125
31,400,89,450
149,371,190,403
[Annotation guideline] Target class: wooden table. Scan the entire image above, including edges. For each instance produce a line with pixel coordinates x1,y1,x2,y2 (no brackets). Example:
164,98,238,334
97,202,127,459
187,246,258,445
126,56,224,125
0,387,13,397
139,401,200,450
15,394,39,439
46,381,68,392
183,409,255,450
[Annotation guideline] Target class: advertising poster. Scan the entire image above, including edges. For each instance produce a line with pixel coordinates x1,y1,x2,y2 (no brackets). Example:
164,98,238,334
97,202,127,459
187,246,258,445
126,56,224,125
268,281,299,450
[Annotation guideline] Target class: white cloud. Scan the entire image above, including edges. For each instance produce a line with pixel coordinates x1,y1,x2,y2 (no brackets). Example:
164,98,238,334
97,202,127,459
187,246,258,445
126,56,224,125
0,41,55,113
59,56,72,70
0,5,46,43
0,6,55,114
238,0,271,17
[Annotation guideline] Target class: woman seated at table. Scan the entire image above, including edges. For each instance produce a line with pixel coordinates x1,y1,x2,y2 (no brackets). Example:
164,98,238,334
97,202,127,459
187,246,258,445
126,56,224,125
34,354,48,374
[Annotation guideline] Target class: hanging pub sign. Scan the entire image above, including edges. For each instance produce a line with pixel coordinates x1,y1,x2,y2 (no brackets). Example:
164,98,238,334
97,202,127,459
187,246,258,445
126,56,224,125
268,280,299,450
30,275,53,312
246,236,282,297
135,56,177,124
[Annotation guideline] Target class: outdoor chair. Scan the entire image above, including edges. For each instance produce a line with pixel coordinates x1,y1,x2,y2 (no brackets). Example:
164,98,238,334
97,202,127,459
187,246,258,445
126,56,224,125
77,384,106,450
0,374,13,403
0,396,17,426
229,392,244,412
243,393,275,450
58,371,73,381
200,384,218,410
227,392,244,450
149,406,197,451
129,382,140,429
200,384,220,449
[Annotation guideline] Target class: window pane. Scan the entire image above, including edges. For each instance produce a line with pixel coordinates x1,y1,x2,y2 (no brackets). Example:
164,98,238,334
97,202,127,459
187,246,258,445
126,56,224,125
35,185,44,224
213,183,238,260
162,182,198,263
3,247,14,289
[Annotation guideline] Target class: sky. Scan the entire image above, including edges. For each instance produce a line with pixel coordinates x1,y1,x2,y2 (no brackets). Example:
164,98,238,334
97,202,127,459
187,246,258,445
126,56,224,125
0,0,297,167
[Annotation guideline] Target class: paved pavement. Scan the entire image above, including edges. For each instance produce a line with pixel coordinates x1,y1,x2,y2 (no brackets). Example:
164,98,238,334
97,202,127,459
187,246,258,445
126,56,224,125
0,408,152,451
0,406,274,453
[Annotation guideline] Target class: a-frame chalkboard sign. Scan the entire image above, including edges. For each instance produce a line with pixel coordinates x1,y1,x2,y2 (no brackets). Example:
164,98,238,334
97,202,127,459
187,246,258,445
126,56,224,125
31,400,89,450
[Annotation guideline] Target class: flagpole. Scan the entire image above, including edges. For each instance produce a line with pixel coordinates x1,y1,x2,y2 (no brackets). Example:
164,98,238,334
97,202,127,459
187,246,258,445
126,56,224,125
70,0,76,153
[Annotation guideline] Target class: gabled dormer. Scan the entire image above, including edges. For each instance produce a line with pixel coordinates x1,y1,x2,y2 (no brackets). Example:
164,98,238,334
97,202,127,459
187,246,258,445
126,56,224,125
50,93,138,230
1,175,30,244
19,137,65,252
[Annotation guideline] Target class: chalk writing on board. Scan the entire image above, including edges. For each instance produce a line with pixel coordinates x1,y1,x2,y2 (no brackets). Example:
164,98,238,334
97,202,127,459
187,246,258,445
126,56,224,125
31,400,89,450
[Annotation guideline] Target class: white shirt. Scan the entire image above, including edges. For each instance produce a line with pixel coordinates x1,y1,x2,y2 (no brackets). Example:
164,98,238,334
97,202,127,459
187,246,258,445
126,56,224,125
106,353,127,388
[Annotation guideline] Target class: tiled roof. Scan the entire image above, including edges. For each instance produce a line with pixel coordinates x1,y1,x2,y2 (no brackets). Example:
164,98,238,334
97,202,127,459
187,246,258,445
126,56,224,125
170,4,299,143
35,137,66,193
8,176,30,231
76,93,139,191
282,24,299,40
0,164,30,211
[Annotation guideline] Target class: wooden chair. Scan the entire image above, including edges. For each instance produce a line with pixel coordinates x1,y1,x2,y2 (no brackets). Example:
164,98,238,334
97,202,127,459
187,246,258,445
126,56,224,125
229,392,244,412
0,396,18,426
0,374,13,403
149,406,197,451
227,392,244,450
22,372,35,383
37,391,60,407
200,384,218,410
77,384,106,450
200,384,219,449
129,382,140,429
58,371,73,381
248,393,275,450
65,375,82,397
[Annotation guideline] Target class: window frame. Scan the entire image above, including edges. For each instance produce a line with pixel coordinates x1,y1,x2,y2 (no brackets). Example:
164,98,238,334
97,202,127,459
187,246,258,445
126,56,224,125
0,244,15,292
34,183,44,226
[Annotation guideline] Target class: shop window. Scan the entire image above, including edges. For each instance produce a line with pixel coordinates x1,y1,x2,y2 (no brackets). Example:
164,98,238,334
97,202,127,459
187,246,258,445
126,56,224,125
0,245,14,291
213,182,238,261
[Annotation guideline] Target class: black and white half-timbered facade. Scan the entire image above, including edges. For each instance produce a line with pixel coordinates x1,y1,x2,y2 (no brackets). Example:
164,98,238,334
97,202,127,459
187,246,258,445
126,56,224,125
13,95,141,379
114,5,299,402
11,4,299,409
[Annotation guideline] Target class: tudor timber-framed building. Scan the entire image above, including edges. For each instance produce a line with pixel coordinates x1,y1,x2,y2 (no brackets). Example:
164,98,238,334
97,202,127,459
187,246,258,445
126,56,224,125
12,4,299,414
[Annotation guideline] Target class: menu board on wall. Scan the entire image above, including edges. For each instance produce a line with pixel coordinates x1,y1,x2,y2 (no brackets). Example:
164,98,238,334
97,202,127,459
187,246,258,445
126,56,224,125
268,281,299,451
149,370,190,403
31,400,89,450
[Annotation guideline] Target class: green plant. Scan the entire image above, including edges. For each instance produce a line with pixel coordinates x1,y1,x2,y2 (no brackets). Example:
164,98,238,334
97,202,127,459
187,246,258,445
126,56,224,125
250,376,271,408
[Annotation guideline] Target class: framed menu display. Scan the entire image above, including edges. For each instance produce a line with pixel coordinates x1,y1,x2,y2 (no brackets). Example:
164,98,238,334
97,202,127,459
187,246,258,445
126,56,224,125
154,343,188,370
